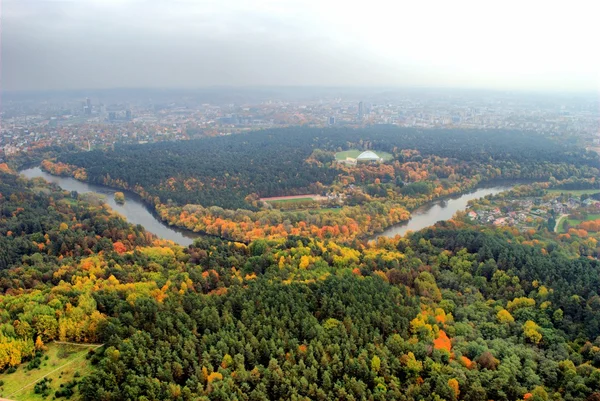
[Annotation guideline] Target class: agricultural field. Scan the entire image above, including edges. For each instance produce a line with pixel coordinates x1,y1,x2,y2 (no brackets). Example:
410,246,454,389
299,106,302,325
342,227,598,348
0,343,99,401
334,149,394,161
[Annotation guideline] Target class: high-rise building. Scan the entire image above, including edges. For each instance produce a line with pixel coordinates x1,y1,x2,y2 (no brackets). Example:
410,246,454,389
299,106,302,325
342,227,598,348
329,116,335,125
85,98,92,114
126,110,132,120
358,101,364,119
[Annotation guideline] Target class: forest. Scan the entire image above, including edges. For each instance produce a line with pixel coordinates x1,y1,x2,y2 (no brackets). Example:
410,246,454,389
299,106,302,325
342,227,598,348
2,161,600,400
34,128,599,246
54,127,598,209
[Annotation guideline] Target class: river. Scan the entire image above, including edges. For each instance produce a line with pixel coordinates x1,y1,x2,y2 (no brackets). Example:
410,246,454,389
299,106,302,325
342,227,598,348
19,167,199,246
376,184,514,238
20,167,515,245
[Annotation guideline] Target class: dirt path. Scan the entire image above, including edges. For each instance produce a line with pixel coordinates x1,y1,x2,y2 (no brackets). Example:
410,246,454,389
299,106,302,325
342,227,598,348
5,343,103,400
53,341,103,347
555,214,568,232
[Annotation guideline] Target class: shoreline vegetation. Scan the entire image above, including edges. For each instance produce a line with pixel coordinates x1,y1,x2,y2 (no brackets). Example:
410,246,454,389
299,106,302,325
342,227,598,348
34,162,529,243
113,191,125,204
34,128,600,244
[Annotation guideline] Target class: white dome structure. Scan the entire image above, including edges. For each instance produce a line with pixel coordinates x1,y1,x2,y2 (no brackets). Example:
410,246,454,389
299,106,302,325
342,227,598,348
356,151,382,161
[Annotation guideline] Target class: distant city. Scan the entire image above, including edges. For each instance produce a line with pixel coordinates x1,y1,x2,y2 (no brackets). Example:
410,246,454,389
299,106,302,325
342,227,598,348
1,88,599,158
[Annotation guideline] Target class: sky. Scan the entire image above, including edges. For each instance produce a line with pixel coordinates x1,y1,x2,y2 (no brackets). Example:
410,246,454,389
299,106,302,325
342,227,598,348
2,0,599,92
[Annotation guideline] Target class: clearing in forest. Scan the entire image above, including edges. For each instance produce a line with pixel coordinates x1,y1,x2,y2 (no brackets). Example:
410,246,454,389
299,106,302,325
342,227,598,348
0,343,100,401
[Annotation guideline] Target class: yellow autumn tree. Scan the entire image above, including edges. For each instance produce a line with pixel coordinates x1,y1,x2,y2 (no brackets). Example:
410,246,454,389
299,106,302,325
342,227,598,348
207,371,223,383
523,320,543,344
497,308,515,324
507,297,536,311
448,378,460,399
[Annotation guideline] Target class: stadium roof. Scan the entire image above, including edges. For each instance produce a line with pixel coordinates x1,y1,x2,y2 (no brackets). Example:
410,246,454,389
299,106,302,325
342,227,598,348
357,151,381,160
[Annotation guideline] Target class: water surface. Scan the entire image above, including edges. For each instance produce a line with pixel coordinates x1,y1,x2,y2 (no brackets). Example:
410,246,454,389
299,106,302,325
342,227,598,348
20,167,198,246
20,167,516,244
376,185,514,238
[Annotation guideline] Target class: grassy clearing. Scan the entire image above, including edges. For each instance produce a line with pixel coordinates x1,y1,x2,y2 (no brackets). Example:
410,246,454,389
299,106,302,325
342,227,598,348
556,215,569,233
0,343,97,401
547,189,600,196
558,213,600,233
58,198,78,206
313,208,343,214
268,198,314,204
335,149,394,161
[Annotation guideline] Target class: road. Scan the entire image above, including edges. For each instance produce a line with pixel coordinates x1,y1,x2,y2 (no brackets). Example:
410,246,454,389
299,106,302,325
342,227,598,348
555,214,568,232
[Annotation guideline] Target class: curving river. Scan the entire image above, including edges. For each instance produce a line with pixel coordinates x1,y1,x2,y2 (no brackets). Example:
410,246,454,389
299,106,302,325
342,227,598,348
376,184,514,238
20,167,199,246
20,167,515,245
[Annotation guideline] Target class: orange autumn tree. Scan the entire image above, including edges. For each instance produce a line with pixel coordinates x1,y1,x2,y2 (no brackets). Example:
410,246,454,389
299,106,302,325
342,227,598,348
433,330,452,353
460,355,473,369
113,241,127,254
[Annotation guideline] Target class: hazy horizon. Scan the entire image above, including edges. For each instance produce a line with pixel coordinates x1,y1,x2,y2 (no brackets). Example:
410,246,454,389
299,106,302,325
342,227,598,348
3,0,599,93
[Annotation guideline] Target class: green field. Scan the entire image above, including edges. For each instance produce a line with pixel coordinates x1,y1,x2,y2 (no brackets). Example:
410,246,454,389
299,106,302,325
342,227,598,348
335,149,394,161
558,213,600,233
313,207,343,214
547,189,600,196
0,343,99,401
267,197,314,204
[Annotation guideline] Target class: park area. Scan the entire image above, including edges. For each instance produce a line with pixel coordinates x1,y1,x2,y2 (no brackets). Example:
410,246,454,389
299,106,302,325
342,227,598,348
0,343,100,401
557,213,600,234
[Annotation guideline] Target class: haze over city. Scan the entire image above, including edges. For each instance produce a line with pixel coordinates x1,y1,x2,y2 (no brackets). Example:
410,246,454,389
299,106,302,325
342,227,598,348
3,0,599,92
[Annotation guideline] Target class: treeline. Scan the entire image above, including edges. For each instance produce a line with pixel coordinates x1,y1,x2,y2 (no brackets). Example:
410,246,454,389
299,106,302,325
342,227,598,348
56,127,599,209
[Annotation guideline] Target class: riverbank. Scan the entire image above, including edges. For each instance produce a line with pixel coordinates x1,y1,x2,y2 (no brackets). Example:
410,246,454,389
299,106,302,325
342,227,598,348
21,167,533,246
374,183,517,239
20,167,200,246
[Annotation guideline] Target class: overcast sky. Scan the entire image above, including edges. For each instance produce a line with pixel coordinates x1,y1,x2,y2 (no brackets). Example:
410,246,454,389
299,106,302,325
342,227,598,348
2,0,599,92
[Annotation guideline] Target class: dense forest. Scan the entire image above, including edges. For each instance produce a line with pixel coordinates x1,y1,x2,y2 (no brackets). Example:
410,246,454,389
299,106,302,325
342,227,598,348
2,166,600,400
38,128,600,245
55,127,598,209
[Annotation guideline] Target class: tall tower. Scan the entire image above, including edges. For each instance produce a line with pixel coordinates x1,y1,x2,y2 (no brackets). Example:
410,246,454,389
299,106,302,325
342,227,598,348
358,101,364,120
85,98,92,115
